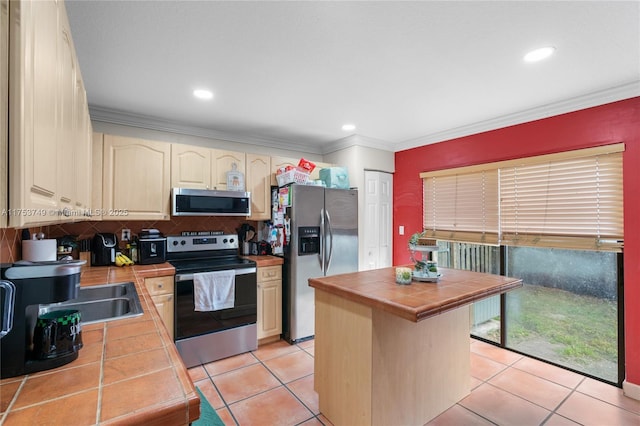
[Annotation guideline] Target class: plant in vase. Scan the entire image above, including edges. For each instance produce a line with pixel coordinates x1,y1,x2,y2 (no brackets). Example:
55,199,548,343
408,231,439,277
408,231,428,271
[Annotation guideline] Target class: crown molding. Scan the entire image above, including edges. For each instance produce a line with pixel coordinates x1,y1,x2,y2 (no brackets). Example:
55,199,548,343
393,81,640,152
90,81,639,156
322,134,394,154
88,106,325,155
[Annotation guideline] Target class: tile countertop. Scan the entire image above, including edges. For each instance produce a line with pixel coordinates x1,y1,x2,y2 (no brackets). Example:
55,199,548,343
242,255,284,267
309,266,523,322
0,263,200,425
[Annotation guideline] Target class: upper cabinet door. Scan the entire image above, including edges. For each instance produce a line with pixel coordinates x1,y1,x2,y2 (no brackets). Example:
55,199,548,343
74,77,92,214
9,0,60,227
103,135,171,221
246,154,271,221
1,0,8,228
91,132,103,220
171,144,212,189
8,0,92,227
57,12,76,210
212,150,246,190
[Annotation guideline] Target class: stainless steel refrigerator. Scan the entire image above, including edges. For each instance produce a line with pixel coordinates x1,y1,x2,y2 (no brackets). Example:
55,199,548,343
281,185,358,343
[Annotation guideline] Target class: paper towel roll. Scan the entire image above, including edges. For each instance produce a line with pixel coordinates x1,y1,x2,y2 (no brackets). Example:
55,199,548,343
22,239,57,262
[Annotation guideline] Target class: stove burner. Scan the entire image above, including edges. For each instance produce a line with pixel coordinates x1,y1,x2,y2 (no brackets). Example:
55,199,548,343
180,230,224,236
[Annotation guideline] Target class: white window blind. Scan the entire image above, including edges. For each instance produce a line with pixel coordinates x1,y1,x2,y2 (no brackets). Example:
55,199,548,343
500,152,623,251
423,170,499,244
420,144,624,252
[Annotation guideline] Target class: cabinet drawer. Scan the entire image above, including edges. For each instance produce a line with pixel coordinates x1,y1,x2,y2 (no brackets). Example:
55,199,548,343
258,266,282,282
144,275,174,296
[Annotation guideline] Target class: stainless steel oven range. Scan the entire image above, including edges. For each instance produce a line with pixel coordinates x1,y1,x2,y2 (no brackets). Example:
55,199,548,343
167,232,257,368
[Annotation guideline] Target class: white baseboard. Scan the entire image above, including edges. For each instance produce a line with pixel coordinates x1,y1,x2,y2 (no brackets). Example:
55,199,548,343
623,380,640,401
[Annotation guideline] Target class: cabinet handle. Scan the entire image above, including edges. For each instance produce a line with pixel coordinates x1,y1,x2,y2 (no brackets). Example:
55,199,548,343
157,284,163,289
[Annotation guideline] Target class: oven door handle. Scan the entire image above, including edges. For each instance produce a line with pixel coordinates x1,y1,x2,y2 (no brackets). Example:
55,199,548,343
175,267,257,282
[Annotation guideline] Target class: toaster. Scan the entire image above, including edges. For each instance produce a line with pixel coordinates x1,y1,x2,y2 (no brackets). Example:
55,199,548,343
138,229,167,265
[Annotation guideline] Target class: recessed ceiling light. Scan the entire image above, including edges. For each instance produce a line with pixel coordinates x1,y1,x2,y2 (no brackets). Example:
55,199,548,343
342,124,356,132
523,46,556,63
193,89,213,100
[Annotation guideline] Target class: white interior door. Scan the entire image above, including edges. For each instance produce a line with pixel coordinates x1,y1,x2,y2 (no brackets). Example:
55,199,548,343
363,171,393,270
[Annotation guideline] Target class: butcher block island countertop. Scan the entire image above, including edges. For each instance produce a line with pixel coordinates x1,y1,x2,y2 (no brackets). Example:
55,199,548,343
0,263,200,426
309,267,522,426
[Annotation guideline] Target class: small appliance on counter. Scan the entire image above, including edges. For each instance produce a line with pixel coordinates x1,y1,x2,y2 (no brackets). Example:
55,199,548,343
22,239,57,262
138,229,167,265
237,223,256,256
0,260,84,378
257,240,272,255
91,233,117,266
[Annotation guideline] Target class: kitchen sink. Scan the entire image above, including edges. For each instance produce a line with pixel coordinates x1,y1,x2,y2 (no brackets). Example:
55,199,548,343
71,281,133,301
39,282,143,324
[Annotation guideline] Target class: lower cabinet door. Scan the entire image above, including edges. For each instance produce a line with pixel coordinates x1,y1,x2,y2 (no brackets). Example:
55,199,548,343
151,293,174,340
257,280,282,340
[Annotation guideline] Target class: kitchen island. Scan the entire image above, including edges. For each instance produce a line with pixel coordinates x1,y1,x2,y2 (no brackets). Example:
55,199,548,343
309,267,522,426
0,263,199,425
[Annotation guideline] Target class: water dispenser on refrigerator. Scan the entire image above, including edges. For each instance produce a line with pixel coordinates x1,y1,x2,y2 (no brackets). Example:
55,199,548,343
298,226,320,255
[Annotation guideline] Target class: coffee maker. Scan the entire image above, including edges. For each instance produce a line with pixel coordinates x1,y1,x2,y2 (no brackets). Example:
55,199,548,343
0,261,83,378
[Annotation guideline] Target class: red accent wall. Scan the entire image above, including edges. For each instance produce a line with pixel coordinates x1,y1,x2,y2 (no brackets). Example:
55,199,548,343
393,97,640,386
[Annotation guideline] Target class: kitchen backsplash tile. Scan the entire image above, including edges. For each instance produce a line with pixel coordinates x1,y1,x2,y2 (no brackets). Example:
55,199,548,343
2,217,257,262
1,228,19,263
1,226,46,263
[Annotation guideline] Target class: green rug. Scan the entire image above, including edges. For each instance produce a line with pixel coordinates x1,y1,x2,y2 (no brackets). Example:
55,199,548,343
194,386,225,426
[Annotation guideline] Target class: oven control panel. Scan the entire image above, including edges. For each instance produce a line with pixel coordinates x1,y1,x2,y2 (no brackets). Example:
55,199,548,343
167,234,238,252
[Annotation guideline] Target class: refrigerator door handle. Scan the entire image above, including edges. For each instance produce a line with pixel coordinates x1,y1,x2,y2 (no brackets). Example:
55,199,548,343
320,207,326,274
325,209,334,273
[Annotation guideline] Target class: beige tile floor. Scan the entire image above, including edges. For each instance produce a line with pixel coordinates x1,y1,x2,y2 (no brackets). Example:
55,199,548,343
188,338,640,425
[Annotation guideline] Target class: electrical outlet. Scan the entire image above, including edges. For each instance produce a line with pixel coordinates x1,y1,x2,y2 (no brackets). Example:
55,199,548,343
399,225,405,235
121,228,131,241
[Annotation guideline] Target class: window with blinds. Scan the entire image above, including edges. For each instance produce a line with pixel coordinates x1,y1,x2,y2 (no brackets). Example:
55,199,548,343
423,170,499,244
420,143,624,252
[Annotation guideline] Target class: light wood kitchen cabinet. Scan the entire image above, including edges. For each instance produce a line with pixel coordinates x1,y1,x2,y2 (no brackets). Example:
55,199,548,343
171,144,211,189
103,135,171,221
73,75,92,214
144,276,175,340
0,0,8,228
91,133,103,219
57,9,76,213
246,154,271,220
8,0,92,227
171,144,246,191
257,265,282,343
212,149,245,190
9,0,60,226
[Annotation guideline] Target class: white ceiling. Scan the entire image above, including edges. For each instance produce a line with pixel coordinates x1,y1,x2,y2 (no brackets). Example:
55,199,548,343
65,1,640,155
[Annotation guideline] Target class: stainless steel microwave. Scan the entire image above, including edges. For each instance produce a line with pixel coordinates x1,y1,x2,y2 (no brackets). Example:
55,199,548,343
171,188,251,216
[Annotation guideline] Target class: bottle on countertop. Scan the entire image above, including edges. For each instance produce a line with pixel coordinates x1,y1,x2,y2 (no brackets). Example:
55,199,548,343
129,238,138,263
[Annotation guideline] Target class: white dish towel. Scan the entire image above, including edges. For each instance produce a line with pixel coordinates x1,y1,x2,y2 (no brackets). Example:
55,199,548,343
193,270,236,311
